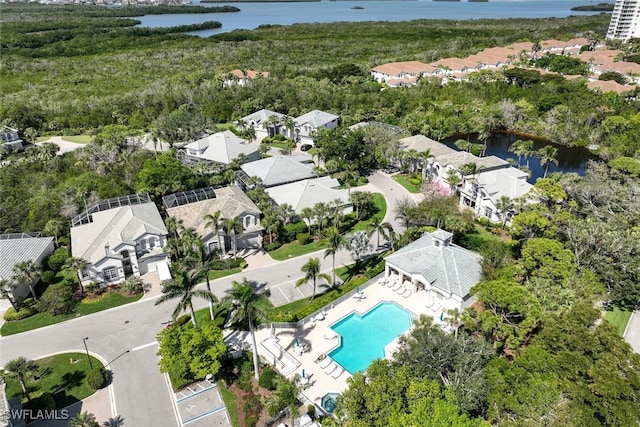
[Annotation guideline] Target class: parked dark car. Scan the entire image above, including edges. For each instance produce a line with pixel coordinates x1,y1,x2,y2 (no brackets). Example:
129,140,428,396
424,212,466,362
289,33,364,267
300,144,313,151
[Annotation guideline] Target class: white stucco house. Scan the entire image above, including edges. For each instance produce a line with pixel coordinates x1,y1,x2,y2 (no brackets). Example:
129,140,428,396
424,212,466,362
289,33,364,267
183,131,260,167
384,229,482,313
265,176,352,220
459,167,533,224
0,233,55,305
370,61,436,86
164,185,263,253
293,110,341,145
241,109,286,140
240,155,316,188
70,194,170,287
0,127,23,153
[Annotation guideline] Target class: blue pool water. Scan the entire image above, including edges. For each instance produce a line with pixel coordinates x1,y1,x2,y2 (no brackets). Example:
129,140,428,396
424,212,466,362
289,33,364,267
329,302,413,374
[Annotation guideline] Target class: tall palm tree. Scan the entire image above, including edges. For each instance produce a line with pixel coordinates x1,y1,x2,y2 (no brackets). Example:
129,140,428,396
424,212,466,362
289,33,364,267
64,257,90,290
222,217,244,258
536,145,559,178
419,149,434,182
335,165,359,197
179,227,199,258
331,198,344,230
494,195,514,230
203,211,224,258
405,148,419,172
164,238,181,262
102,415,125,427
266,115,281,137
283,115,296,140
225,278,268,380
445,308,462,340
261,213,281,246
184,239,217,320
69,412,99,427
313,202,330,232
165,216,184,238
4,357,39,401
0,279,19,311
323,227,345,287
300,207,314,235
277,203,295,225
367,217,393,253
296,257,332,301
155,268,217,327
13,260,40,301
508,139,526,166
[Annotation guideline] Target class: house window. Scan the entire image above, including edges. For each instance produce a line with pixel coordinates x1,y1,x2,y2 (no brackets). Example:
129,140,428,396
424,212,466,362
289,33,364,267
81,268,89,278
103,267,118,281
148,238,156,250
484,207,493,218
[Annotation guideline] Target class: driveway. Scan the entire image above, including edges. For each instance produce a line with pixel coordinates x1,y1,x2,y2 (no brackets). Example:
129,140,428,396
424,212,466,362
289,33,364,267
624,311,640,353
37,137,84,155
0,170,418,426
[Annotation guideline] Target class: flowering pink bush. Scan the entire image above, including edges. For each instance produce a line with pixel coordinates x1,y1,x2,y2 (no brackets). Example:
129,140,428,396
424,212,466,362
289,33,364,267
423,181,452,199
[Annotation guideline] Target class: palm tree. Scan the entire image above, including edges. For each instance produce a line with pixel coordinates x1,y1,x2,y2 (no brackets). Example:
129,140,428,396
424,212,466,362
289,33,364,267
164,238,181,262
70,412,99,427
335,165,359,197
313,202,330,232
536,145,559,178
405,148,419,172
184,239,217,320
266,115,281,137
261,213,281,246
419,149,434,182
0,279,19,311
64,257,90,290
331,198,344,230
225,278,268,381
283,115,296,140
445,308,462,340
43,219,64,246
445,169,462,195
277,203,295,225
203,211,224,258
155,268,217,327
13,260,40,301
495,195,514,230
222,217,244,258
4,357,39,401
324,227,345,287
508,139,526,166
300,207,314,235
296,257,331,301
102,415,125,427
165,216,184,238
367,217,393,253
179,227,199,258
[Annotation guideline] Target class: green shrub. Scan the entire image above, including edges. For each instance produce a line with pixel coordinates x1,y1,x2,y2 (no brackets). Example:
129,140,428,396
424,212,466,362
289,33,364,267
40,270,56,285
409,177,422,186
264,242,283,252
47,247,70,271
296,232,310,245
307,404,316,418
284,221,307,242
271,310,296,322
357,176,369,185
87,368,107,390
84,283,100,294
3,305,37,321
258,365,278,390
37,281,79,315
609,156,640,177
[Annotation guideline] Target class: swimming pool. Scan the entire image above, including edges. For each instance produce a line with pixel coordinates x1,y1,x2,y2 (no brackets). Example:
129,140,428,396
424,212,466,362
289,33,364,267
328,302,413,374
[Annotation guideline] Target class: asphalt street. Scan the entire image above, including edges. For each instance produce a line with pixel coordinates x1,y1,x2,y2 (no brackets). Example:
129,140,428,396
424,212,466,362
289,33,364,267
0,171,413,426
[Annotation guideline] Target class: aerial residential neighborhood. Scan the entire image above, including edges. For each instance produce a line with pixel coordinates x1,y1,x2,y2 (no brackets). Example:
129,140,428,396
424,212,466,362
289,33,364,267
2,2,640,427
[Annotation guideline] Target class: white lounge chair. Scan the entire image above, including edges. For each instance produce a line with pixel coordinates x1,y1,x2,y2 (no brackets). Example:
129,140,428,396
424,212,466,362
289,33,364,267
318,356,332,368
391,282,402,291
396,286,406,295
331,366,344,379
425,299,435,309
324,362,337,375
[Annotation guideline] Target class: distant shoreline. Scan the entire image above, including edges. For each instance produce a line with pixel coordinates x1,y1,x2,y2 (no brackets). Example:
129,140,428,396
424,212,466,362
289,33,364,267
570,2,614,11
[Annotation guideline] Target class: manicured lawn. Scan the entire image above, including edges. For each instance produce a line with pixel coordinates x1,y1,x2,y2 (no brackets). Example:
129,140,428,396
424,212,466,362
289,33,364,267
61,135,92,144
194,304,230,329
267,142,288,150
1,293,141,336
208,268,242,280
605,307,632,336
268,240,328,261
215,123,236,131
353,192,387,231
217,381,239,427
393,174,421,193
35,136,52,143
3,353,103,410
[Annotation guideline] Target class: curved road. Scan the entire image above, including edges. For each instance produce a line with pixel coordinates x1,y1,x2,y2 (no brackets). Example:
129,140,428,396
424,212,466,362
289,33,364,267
0,171,418,426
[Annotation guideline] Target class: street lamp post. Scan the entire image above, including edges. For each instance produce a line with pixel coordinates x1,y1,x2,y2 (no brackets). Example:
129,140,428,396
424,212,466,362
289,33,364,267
82,337,92,368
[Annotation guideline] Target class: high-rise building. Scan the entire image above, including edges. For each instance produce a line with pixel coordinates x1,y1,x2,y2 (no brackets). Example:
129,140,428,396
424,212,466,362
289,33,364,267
607,0,640,41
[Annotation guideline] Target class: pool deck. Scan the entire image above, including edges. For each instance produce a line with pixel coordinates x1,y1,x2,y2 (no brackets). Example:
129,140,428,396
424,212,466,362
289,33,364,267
253,276,450,412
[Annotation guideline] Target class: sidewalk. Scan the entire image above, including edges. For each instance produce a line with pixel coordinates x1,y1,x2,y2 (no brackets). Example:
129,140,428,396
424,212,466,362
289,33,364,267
28,388,113,427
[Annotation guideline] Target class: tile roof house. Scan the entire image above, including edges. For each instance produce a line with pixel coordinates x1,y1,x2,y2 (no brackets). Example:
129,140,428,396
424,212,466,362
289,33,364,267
240,155,316,187
70,195,169,287
459,167,533,224
384,229,482,312
183,131,259,167
165,185,263,253
0,233,55,304
398,135,458,157
587,80,637,94
241,109,286,140
265,177,351,218
224,69,270,87
371,61,436,86
293,110,341,145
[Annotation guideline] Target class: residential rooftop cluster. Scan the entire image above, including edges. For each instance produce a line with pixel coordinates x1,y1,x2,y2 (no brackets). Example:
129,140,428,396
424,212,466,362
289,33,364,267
372,38,640,94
